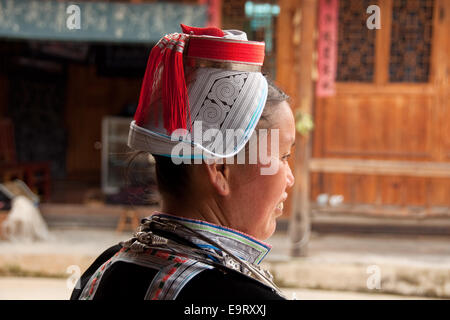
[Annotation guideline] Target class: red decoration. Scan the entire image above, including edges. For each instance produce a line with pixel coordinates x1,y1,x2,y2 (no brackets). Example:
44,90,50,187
180,23,224,37
316,0,338,97
187,37,265,65
196,0,222,28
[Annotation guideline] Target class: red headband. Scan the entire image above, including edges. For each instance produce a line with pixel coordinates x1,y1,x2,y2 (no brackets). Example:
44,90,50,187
186,37,265,66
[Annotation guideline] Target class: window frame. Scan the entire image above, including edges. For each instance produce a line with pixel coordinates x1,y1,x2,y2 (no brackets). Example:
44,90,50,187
336,0,439,91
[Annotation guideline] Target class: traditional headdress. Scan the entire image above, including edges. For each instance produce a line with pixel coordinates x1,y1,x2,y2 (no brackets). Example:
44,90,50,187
128,24,267,159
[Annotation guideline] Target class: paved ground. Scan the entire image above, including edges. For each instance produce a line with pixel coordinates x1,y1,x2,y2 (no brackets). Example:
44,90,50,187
0,227,449,299
2,227,449,266
266,232,450,299
0,277,432,300
0,277,73,300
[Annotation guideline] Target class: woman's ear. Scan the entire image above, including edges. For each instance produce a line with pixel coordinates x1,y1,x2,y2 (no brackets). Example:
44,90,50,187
204,161,230,196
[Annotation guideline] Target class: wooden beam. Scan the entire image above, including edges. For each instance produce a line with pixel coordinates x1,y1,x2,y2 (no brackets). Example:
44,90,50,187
309,158,450,178
433,0,450,162
312,204,450,218
287,0,318,257
374,0,392,84
335,83,436,95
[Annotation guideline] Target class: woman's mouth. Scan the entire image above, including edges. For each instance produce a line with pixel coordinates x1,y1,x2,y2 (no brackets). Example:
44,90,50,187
276,202,284,211
275,193,288,213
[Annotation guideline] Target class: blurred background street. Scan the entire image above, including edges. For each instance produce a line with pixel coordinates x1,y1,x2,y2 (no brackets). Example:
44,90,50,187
1,224,449,299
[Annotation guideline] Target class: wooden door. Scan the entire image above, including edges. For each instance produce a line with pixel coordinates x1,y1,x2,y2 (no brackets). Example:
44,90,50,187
310,0,450,215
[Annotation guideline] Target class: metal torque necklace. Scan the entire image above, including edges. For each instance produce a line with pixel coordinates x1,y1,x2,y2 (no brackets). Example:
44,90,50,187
121,215,285,298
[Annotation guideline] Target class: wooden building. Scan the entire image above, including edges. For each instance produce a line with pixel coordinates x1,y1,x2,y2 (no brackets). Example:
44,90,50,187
278,0,449,210
274,0,450,254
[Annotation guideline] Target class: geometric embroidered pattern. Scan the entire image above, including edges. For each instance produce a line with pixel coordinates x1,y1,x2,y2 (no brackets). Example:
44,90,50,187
78,247,212,300
193,73,247,131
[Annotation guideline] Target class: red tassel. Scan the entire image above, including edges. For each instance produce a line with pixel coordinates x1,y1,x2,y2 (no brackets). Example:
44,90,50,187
134,36,169,127
136,32,191,134
161,34,191,134
173,34,191,133
161,35,175,134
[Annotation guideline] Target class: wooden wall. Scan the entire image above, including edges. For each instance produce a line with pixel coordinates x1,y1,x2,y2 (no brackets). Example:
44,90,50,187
221,0,246,29
278,0,450,215
0,73,8,118
310,0,450,210
64,64,141,179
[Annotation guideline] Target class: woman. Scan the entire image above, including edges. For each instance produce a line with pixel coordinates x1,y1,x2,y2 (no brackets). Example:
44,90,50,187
71,24,295,300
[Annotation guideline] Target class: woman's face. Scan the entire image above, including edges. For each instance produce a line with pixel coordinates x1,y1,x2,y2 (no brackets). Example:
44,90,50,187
226,101,296,240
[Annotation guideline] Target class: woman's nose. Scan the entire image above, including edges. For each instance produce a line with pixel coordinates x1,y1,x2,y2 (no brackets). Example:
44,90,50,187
286,164,295,188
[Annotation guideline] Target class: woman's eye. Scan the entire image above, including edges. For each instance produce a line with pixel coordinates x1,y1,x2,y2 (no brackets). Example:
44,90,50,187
282,154,291,161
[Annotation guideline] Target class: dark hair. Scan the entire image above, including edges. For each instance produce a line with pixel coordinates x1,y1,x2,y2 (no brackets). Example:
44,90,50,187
153,154,192,200
257,78,290,129
266,78,290,104
129,78,289,203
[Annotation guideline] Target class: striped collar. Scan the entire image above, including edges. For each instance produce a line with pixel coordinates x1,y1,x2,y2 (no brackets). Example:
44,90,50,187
152,213,271,265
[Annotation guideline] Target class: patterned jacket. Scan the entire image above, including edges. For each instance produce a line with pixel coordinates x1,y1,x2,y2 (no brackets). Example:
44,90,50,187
71,213,285,300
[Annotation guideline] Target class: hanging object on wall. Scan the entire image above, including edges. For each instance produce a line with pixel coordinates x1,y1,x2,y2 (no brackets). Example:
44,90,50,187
316,0,338,97
198,0,222,28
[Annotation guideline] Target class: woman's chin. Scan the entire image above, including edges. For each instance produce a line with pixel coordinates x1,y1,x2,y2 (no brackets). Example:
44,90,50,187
274,206,284,218
260,217,278,240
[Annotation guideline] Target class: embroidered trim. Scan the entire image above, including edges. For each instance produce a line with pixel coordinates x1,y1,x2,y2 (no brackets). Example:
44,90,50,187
185,57,262,72
78,247,212,300
145,260,211,300
153,213,271,264
79,248,124,300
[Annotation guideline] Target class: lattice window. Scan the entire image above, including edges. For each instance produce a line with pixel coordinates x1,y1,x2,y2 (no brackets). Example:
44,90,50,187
336,0,376,82
389,0,434,82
